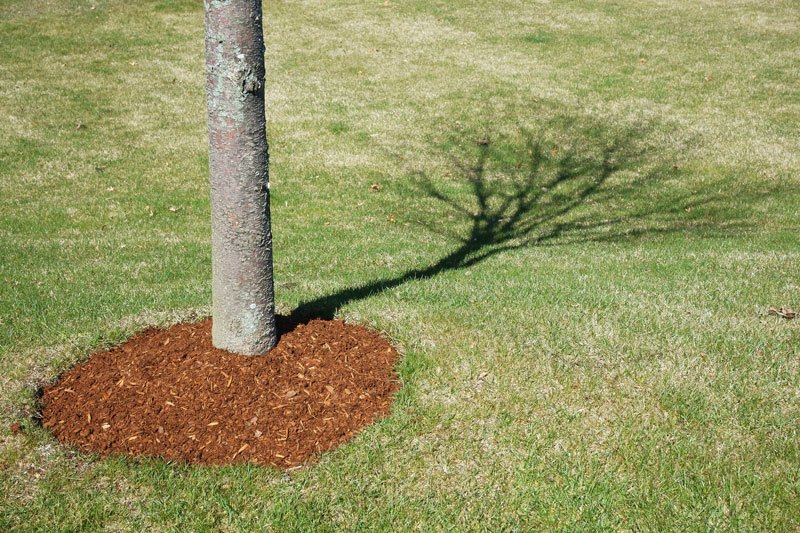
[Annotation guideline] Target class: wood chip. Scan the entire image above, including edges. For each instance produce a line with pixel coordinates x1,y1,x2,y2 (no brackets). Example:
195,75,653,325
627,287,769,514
232,443,249,459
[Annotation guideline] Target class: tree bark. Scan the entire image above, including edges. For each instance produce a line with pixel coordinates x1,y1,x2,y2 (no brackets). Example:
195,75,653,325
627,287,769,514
204,0,276,355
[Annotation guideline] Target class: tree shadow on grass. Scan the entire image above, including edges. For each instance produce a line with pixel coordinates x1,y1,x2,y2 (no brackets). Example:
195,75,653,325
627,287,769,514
279,121,747,331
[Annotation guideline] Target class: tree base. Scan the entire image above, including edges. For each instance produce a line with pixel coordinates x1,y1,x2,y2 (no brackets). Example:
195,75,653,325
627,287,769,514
42,317,399,468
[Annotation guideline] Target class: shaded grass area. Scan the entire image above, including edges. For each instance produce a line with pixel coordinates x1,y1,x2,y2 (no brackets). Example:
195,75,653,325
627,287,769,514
292,120,760,324
1,0,799,529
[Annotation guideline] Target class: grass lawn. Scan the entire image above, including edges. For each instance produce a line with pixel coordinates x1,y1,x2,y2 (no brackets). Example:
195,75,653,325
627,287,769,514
1,0,799,529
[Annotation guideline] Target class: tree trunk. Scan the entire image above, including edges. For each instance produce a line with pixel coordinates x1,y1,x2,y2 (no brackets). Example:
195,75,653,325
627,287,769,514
204,0,276,355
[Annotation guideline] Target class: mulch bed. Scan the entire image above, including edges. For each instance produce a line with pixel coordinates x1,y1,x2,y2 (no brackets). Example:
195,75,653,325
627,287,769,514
41,318,400,468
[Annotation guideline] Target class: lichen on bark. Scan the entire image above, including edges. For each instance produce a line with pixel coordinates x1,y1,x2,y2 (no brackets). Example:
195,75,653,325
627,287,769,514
204,0,276,355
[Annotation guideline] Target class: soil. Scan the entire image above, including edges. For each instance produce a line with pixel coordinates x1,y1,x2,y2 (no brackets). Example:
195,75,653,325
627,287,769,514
41,318,400,468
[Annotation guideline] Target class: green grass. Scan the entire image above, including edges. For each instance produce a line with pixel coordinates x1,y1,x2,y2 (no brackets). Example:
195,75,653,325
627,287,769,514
1,0,799,529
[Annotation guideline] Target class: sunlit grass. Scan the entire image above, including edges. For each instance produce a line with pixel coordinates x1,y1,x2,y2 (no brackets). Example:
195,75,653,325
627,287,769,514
1,0,799,529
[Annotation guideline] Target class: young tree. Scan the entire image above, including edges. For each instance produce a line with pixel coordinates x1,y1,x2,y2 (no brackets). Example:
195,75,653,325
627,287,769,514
204,0,276,355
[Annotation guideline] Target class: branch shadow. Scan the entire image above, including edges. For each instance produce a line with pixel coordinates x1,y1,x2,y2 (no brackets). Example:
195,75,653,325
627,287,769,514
277,123,747,333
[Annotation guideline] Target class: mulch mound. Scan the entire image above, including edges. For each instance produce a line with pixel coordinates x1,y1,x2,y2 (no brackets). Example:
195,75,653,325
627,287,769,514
41,318,400,468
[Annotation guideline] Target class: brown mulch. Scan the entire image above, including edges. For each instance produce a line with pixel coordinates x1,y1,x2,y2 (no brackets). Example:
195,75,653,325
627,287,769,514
41,318,400,468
